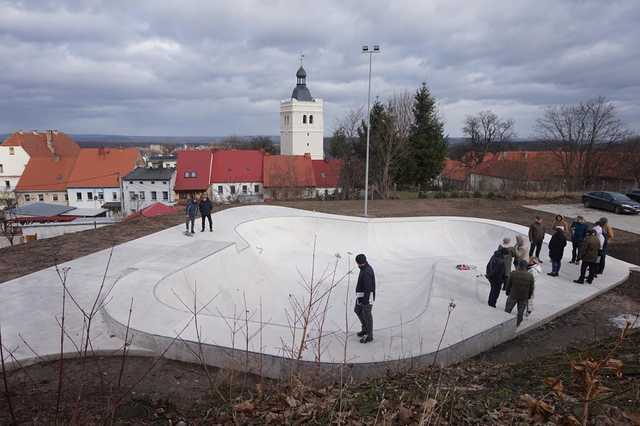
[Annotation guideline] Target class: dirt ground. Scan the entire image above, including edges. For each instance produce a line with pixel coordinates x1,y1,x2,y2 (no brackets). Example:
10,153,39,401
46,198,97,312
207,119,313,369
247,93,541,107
1,198,639,424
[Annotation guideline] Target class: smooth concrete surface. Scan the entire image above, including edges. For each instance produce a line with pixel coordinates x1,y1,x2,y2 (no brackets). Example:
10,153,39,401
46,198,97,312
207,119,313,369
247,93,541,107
525,203,640,235
0,205,634,379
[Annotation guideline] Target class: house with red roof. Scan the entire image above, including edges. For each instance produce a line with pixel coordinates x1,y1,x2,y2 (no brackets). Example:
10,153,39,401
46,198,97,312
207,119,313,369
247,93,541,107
6,130,81,206
311,159,342,198
210,149,264,201
173,149,214,202
66,147,142,212
263,154,316,200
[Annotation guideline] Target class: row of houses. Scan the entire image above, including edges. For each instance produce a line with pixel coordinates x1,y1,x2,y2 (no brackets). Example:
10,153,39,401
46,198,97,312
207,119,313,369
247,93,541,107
440,151,638,193
0,131,341,216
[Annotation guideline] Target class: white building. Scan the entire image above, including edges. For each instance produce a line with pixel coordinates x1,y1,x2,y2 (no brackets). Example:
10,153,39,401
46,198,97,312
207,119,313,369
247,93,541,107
0,145,29,201
66,147,141,214
122,167,176,215
209,149,264,203
280,65,324,160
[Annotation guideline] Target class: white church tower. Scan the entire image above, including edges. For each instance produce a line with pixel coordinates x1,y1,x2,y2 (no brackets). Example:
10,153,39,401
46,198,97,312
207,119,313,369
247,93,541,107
280,63,324,160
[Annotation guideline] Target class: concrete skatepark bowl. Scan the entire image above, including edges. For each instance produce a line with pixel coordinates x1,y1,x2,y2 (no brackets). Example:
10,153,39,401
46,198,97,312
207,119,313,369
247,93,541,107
100,206,633,379
0,206,632,380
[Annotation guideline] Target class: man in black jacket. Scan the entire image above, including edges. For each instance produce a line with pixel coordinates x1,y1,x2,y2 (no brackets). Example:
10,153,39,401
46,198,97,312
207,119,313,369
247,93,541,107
354,253,375,344
199,194,213,232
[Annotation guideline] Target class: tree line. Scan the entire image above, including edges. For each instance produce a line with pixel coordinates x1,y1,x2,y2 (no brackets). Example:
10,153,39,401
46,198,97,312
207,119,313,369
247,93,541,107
331,86,639,196
329,83,448,199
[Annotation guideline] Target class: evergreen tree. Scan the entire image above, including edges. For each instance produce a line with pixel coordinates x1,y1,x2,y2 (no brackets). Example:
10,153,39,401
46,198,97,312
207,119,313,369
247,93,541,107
404,82,447,189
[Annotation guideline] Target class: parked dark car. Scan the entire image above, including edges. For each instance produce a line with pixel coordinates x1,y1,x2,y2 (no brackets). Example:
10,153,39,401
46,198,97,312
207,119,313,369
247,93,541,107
627,189,640,202
582,191,640,214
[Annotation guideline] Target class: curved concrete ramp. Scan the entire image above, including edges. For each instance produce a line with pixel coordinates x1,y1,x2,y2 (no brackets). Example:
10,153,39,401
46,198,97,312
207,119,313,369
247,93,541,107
102,206,632,379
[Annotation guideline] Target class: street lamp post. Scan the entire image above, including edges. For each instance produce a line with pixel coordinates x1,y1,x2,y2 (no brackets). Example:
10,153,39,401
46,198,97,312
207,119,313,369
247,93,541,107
362,44,380,217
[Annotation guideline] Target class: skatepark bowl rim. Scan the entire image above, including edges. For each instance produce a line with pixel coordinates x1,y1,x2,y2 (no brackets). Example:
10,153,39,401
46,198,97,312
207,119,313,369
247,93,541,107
100,206,633,379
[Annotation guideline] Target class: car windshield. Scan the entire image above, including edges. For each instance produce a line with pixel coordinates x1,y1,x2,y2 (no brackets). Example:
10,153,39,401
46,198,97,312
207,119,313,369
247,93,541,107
610,193,632,202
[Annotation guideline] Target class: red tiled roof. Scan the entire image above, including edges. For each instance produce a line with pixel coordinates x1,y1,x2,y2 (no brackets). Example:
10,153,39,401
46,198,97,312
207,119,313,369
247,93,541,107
2,131,79,158
15,157,78,191
174,150,213,191
211,150,264,183
263,155,316,188
140,202,178,217
67,148,140,188
441,159,471,182
312,159,342,188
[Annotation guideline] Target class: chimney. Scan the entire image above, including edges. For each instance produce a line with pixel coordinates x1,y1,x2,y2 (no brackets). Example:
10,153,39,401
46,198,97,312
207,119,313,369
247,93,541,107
46,130,55,155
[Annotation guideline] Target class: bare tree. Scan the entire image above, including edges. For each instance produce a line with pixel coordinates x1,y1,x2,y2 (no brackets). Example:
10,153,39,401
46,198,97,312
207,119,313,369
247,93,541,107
535,97,629,190
0,198,20,246
330,107,365,199
332,107,364,140
619,135,640,187
372,92,414,198
462,110,516,167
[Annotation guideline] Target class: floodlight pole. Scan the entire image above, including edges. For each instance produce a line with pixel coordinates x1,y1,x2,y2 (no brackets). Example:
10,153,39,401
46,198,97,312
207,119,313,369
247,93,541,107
362,44,380,217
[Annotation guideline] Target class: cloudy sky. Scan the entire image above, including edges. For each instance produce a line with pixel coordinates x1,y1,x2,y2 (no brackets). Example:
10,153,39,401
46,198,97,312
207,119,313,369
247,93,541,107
1,0,639,137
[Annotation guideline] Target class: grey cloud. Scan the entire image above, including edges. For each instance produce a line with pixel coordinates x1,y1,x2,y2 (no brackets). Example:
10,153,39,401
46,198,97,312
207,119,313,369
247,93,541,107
0,0,639,137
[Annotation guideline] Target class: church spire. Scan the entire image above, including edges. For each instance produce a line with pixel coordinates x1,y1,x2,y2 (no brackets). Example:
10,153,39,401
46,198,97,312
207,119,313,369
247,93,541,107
291,58,313,101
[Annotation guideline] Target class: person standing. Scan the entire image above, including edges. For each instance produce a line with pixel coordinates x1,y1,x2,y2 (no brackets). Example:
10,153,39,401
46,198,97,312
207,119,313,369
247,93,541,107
500,237,516,285
569,216,587,264
199,194,214,232
354,254,375,344
593,221,605,278
514,235,529,265
528,216,545,260
552,215,569,237
185,197,198,234
486,246,507,308
574,229,599,284
547,226,567,277
598,217,613,274
504,260,535,326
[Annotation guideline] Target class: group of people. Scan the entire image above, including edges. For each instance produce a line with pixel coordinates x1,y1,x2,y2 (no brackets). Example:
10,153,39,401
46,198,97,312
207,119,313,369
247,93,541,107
185,194,214,234
486,214,614,326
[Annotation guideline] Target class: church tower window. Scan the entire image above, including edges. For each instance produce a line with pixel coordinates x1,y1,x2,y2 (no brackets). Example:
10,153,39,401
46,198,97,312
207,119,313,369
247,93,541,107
303,115,307,124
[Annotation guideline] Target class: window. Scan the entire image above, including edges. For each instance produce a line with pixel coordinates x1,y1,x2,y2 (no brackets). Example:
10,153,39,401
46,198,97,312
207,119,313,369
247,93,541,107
129,191,136,200
309,115,313,124
0,164,3,173
4,180,9,189
151,191,157,200
151,181,155,184
139,181,144,184
25,194,30,201
38,194,44,201
76,192,83,201
9,147,14,155
242,185,248,194
303,115,307,124
254,184,260,193
98,192,104,200
179,192,187,200
53,194,59,201
112,192,117,200
87,192,93,200
217,185,223,194
139,191,145,200
162,191,169,201
162,181,167,185
184,171,197,178
129,181,133,184
230,185,236,195
65,194,69,201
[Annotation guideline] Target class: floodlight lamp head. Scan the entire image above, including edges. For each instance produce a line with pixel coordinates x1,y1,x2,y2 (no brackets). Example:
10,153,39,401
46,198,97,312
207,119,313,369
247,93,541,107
362,45,369,52
373,45,380,52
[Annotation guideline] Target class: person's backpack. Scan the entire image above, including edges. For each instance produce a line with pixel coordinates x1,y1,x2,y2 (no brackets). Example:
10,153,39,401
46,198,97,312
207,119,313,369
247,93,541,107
486,251,505,280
